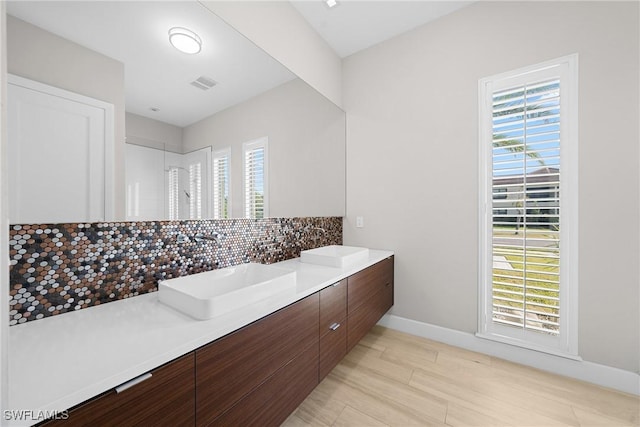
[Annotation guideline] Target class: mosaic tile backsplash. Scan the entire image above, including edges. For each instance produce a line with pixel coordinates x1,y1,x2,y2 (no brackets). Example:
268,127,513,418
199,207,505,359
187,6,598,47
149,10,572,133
9,217,342,325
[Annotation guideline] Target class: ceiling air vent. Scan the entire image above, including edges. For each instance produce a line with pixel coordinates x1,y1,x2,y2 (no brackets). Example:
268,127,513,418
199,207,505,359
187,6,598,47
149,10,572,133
190,76,217,91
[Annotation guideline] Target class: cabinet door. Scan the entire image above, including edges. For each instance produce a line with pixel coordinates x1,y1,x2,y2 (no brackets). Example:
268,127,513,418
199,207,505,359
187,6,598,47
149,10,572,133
319,279,347,334
348,282,393,350
196,294,319,426
211,345,319,427
42,353,195,427
319,280,347,380
347,256,394,352
319,321,346,380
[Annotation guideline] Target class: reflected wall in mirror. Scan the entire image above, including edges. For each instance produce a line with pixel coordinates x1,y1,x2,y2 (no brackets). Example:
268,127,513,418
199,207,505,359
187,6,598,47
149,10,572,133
6,0,346,223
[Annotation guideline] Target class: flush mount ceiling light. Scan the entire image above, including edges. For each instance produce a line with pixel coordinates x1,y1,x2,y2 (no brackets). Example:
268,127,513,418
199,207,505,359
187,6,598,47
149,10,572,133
325,0,338,8
168,27,202,54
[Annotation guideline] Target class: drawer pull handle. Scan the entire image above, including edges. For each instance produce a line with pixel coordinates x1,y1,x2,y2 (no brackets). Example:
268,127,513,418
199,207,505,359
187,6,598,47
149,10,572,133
329,322,341,331
115,373,153,394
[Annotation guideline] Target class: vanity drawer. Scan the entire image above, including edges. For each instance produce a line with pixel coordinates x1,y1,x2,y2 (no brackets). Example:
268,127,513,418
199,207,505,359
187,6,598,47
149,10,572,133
319,319,347,380
41,353,195,426
319,279,347,335
195,293,319,426
347,257,394,313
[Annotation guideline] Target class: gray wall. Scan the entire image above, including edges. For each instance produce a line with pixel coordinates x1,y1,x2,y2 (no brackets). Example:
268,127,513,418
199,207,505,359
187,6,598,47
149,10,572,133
6,15,126,218
183,78,345,218
126,112,183,154
343,1,639,372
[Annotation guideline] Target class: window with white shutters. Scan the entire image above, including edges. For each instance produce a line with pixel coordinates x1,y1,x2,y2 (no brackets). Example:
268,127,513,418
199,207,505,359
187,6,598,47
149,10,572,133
478,55,578,357
167,167,180,220
243,138,268,219
189,162,202,219
212,148,230,219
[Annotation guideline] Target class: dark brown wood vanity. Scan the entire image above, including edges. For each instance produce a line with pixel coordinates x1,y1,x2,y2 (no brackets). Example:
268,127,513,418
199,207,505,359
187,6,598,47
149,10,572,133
41,256,394,427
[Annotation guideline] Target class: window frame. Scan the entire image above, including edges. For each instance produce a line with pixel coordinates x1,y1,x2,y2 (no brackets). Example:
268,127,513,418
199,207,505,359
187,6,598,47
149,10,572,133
477,54,579,358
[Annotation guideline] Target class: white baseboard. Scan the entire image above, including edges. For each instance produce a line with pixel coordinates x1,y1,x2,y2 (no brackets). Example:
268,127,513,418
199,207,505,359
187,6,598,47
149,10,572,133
378,314,640,396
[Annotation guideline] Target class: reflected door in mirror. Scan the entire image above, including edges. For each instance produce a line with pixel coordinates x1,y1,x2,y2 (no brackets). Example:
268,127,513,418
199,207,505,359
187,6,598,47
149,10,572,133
7,75,114,224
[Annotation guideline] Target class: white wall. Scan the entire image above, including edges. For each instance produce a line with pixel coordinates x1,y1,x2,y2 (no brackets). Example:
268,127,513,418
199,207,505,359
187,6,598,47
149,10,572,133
343,1,639,373
0,0,8,414
183,78,345,218
6,16,126,218
201,0,342,108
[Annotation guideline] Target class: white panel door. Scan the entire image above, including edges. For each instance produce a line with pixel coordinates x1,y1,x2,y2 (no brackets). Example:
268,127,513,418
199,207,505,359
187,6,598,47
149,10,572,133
7,75,113,224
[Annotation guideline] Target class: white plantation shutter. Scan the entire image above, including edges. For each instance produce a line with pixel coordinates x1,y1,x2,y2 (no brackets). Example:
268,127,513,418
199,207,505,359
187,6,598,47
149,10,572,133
243,138,268,219
491,79,561,333
212,149,230,219
478,55,578,356
189,162,202,219
167,167,179,220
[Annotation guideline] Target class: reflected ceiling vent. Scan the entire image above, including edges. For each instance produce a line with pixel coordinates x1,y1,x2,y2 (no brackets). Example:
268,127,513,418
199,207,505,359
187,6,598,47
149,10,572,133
190,76,217,91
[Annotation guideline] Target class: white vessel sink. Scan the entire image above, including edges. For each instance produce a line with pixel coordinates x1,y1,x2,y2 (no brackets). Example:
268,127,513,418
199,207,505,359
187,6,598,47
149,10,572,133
300,245,370,268
158,263,296,320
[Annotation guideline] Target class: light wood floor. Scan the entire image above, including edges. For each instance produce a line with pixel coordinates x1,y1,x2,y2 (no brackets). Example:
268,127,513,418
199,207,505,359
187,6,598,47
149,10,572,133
283,326,639,427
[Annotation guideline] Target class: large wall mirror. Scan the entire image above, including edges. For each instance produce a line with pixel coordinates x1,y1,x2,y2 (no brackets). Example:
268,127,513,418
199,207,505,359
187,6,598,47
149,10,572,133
5,1,346,223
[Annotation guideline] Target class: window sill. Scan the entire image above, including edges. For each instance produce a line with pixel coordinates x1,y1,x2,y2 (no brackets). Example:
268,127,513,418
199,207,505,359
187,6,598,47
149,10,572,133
475,332,582,361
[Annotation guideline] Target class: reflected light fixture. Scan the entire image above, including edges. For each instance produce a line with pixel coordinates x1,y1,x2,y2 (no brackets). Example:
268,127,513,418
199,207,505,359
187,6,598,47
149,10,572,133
326,0,338,8
168,27,202,54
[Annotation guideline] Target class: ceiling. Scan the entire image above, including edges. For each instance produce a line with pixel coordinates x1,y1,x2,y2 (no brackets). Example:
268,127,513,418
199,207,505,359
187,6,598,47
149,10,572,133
290,0,474,58
5,1,295,128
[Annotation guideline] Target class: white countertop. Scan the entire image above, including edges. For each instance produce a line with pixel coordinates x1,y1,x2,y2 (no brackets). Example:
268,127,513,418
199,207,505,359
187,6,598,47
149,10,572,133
7,250,393,426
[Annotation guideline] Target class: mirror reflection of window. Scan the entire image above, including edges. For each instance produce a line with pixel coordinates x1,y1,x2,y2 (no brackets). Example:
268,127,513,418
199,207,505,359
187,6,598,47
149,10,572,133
243,138,269,219
182,147,211,219
212,148,231,219
189,162,202,219
167,167,180,220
